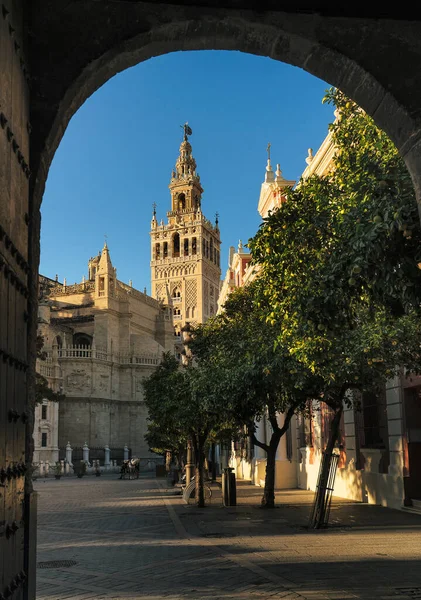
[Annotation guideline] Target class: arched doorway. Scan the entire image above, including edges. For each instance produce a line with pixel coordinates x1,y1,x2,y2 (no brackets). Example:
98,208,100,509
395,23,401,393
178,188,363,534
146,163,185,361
3,5,421,599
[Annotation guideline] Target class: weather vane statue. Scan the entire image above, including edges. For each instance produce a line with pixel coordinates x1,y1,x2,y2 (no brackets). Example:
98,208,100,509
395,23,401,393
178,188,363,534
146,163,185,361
181,122,193,141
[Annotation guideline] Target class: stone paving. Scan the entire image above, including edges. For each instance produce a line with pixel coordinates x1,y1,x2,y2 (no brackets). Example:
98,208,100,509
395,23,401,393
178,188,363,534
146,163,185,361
34,475,421,600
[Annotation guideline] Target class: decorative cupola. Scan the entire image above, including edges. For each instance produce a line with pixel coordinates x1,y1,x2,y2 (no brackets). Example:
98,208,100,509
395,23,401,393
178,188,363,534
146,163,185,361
169,123,203,215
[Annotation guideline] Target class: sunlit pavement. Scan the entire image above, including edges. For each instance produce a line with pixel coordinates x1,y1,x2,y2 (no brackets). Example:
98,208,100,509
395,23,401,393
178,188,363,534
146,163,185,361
35,475,421,600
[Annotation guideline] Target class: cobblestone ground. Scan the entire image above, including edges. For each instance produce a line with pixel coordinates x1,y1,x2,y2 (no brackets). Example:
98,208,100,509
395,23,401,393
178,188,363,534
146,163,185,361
35,475,421,600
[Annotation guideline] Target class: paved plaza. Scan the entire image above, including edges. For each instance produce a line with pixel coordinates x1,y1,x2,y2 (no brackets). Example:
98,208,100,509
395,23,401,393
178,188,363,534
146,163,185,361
35,475,421,600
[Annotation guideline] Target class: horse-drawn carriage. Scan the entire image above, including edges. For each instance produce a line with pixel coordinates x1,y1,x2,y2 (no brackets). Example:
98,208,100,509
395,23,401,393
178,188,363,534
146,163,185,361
119,458,140,480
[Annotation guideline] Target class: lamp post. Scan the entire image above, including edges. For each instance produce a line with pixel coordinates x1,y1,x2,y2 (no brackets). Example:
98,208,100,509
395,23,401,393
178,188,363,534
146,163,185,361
181,322,194,486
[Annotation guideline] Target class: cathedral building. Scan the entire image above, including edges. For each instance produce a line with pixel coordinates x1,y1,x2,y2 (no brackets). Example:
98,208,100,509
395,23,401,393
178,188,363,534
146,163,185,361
150,124,221,340
34,124,222,468
34,244,174,465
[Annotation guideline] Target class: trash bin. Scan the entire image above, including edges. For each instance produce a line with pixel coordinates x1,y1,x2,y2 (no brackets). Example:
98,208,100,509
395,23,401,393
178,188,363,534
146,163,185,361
155,464,166,478
222,467,236,506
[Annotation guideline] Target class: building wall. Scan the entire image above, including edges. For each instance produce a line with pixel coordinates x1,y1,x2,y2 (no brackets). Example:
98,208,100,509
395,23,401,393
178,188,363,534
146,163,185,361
58,397,152,458
297,380,406,510
35,250,174,462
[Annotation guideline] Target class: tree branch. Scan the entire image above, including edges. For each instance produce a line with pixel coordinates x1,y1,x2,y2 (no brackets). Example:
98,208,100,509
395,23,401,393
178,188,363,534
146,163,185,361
248,424,270,454
267,396,280,434
278,404,296,438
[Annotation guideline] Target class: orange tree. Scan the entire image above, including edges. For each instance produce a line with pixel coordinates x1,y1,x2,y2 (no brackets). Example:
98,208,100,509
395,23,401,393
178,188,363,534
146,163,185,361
143,352,237,507
190,284,325,509
249,89,421,526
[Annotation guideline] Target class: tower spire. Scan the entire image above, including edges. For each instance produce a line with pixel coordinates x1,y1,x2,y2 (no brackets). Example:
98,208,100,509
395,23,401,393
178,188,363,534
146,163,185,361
265,142,274,183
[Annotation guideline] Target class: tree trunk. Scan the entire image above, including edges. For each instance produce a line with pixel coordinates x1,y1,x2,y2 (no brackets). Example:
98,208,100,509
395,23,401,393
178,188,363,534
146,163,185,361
254,404,295,509
165,450,172,472
195,436,206,508
261,444,277,508
311,404,343,529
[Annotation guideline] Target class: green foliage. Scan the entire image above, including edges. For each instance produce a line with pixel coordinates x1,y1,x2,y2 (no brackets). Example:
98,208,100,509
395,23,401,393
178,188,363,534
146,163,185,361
249,88,421,405
143,352,236,453
192,284,323,425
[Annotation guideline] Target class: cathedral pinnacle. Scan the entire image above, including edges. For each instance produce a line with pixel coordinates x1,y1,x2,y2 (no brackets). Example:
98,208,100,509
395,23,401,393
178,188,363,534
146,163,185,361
265,142,275,183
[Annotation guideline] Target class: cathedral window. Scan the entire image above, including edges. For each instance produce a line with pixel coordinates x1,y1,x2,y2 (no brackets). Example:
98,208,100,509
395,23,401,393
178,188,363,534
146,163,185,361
202,239,206,256
155,243,160,260
41,405,47,420
192,237,197,254
173,232,180,257
210,238,214,259
163,242,168,258
206,240,209,259
184,238,189,256
41,432,47,447
214,248,217,264
178,193,186,210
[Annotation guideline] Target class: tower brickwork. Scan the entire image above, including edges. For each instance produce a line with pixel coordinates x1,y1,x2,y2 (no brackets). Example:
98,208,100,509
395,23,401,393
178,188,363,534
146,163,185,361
150,126,221,333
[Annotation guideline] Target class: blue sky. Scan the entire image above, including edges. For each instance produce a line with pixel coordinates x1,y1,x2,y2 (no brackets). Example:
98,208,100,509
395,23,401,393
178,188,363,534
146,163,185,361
40,50,334,293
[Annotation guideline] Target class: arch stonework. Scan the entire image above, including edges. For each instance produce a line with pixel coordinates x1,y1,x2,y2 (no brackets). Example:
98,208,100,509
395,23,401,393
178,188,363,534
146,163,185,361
3,3,421,598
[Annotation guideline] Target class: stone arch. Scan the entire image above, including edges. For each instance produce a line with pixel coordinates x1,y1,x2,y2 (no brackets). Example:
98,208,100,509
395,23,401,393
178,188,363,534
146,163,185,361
31,15,421,213
178,193,186,210
73,332,92,348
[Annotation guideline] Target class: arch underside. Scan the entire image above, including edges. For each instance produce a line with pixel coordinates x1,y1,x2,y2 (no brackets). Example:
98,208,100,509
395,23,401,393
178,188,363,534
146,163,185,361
28,6,421,210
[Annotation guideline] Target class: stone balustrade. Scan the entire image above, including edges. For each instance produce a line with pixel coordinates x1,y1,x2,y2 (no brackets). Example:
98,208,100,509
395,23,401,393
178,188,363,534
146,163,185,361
55,345,160,366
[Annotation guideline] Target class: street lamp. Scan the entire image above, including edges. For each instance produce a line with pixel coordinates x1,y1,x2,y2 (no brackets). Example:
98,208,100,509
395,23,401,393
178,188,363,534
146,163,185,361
181,321,194,485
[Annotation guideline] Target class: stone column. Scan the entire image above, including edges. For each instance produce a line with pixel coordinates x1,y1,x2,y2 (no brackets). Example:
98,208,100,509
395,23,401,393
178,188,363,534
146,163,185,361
385,375,405,507
104,445,111,470
124,444,129,461
66,442,73,467
83,442,89,464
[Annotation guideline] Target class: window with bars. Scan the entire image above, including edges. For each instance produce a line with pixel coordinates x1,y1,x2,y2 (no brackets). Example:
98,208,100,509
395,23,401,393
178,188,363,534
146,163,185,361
320,403,345,450
355,390,388,449
297,401,314,448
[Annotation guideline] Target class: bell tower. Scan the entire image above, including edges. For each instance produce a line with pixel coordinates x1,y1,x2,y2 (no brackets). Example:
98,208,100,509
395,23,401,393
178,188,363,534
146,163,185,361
150,124,221,335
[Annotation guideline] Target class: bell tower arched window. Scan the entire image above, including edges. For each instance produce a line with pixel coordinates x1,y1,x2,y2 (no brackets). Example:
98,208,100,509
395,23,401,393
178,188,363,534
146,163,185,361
178,193,186,211
173,232,180,257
